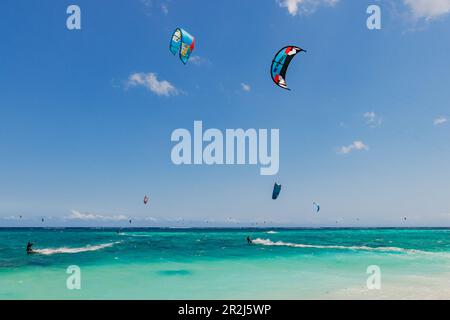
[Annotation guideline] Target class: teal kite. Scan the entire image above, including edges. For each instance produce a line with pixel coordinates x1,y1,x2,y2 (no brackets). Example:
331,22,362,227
169,28,195,64
272,183,282,200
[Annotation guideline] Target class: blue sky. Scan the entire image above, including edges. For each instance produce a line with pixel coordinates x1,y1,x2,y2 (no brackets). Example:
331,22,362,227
1,0,450,227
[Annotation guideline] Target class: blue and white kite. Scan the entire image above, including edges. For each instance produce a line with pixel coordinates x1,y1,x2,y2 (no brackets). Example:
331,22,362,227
313,202,320,213
169,28,195,64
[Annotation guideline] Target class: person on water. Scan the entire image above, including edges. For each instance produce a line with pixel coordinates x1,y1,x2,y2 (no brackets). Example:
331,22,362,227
247,236,252,245
26,242,34,254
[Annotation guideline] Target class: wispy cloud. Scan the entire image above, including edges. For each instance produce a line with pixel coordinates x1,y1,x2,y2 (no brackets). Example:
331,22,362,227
127,72,179,97
1,215,23,221
434,116,448,125
189,55,211,66
67,210,129,221
241,83,251,92
363,111,383,128
161,3,169,15
403,0,450,20
140,0,152,7
277,0,339,16
338,141,369,155
142,217,158,222
140,0,170,16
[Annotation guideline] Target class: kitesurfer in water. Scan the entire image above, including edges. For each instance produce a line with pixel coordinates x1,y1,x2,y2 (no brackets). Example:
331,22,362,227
247,236,253,245
26,242,34,254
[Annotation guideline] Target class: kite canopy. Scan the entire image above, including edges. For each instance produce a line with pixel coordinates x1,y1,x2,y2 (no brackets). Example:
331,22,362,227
272,183,282,200
313,202,320,213
270,46,305,90
169,28,195,64
143,195,149,205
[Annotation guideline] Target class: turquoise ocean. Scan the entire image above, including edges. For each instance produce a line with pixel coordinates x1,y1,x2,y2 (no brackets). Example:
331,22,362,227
1,228,449,299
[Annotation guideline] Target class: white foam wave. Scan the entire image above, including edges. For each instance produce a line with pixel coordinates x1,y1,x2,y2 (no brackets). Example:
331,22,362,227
252,238,427,254
266,231,278,234
33,242,120,255
119,233,151,238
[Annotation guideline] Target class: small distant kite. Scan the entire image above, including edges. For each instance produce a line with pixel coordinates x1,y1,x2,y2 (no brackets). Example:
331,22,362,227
41,218,44,222
169,28,195,64
129,219,132,224
270,46,305,90
313,202,320,213
143,196,149,205
272,183,282,200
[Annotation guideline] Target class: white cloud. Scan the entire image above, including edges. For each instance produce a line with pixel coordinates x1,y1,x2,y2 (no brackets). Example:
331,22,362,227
434,116,448,125
143,217,158,222
1,215,22,220
68,210,129,221
139,0,170,17
404,0,450,20
127,72,178,96
140,0,152,8
278,0,450,20
189,55,211,66
161,4,169,15
241,83,251,92
363,111,383,128
338,141,369,154
277,0,339,16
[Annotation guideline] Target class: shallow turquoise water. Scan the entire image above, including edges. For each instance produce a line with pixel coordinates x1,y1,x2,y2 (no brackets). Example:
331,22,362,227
1,228,449,299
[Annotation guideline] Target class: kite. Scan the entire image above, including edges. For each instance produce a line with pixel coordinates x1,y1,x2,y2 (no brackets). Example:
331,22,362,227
313,202,320,213
270,46,305,90
143,196,149,205
169,28,195,64
272,183,282,200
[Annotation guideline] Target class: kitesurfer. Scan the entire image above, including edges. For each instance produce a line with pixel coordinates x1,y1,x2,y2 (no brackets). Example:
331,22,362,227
26,242,34,254
247,236,253,245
